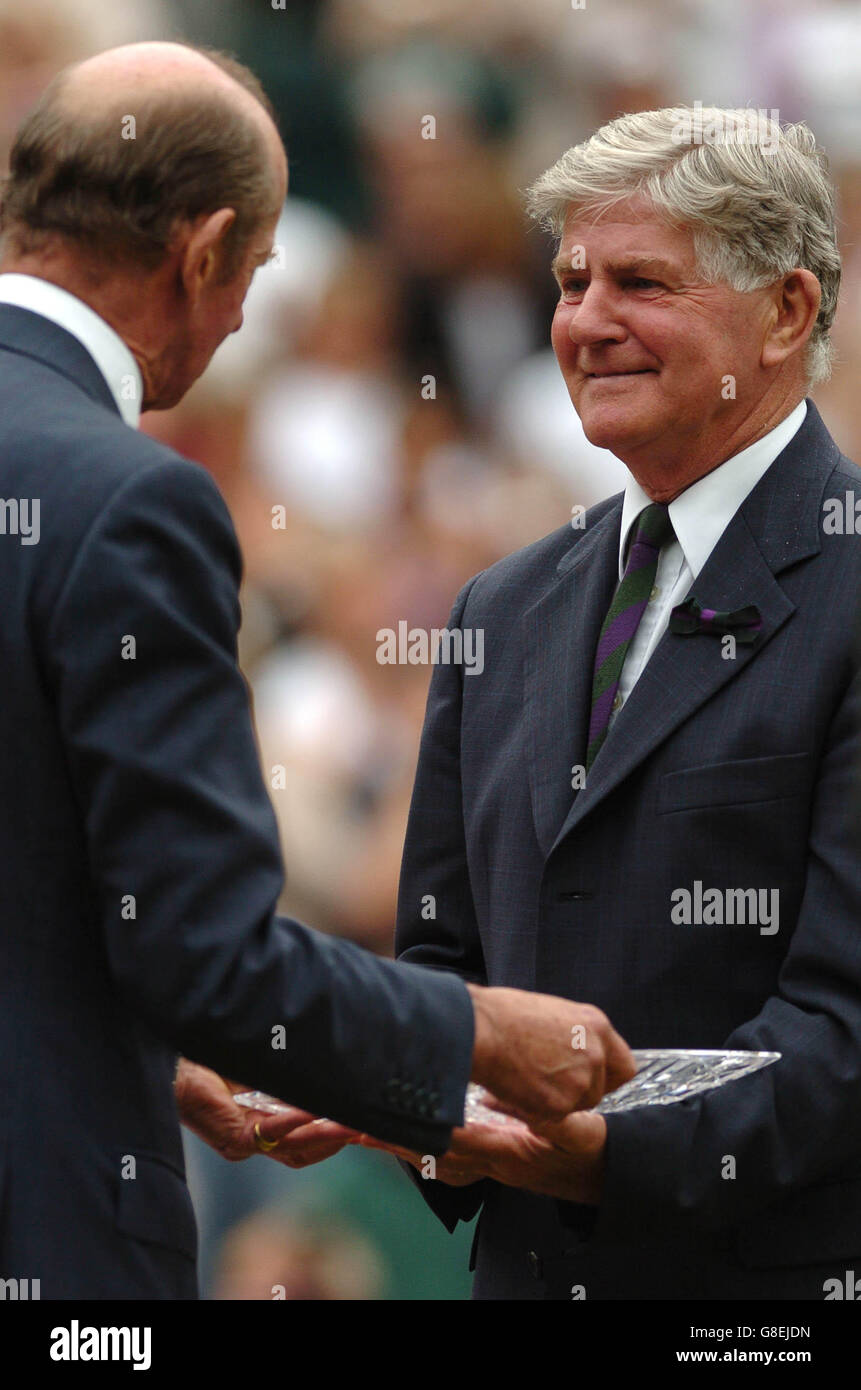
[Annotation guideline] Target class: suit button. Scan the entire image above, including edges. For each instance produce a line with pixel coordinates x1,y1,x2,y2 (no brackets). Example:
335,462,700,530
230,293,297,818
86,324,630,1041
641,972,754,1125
384,1078,401,1102
527,1251,543,1279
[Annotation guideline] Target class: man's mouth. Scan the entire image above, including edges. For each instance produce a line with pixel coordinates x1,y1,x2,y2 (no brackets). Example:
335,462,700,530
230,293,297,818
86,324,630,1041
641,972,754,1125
585,368,656,378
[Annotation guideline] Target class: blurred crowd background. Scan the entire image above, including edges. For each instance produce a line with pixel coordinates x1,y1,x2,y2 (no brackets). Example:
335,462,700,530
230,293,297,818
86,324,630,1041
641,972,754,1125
3,0,860,1298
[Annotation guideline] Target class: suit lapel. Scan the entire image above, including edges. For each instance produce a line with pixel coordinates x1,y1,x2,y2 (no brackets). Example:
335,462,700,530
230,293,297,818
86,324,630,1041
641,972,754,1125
524,400,839,859
553,516,797,850
524,503,621,857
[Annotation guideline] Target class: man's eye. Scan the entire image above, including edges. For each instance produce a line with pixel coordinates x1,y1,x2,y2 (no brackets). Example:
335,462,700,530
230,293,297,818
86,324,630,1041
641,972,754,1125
560,280,587,294
627,277,660,289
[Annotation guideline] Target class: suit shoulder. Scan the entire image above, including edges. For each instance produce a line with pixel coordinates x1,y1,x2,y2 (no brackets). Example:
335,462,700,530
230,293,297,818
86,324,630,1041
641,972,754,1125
10,404,240,637
85,426,230,526
818,452,861,568
827,451,861,487
25,406,231,549
465,492,621,607
61,428,237,579
0,364,224,520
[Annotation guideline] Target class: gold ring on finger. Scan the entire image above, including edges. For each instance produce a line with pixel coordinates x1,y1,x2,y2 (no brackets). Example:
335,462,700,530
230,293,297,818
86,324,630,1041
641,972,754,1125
254,1122,279,1153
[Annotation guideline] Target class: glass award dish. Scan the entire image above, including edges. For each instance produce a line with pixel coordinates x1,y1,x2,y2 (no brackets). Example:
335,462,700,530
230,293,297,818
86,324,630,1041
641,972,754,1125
464,1048,780,1125
234,1049,781,1130
234,1090,293,1115
591,1047,780,1114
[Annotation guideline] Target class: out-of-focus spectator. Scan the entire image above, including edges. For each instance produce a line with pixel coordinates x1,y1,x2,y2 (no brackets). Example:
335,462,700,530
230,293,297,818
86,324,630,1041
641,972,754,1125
0,0,171,168
347,40,550,425
492,348,631,505
213,1209,385,1301
208,1141,476,1300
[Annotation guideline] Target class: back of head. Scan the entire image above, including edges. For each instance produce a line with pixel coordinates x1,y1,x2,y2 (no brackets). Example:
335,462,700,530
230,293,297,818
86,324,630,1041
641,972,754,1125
0,42,282,283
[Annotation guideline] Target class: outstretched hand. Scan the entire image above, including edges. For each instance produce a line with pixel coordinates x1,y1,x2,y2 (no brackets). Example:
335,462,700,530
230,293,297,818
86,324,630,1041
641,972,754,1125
173,1058,358,1166
357,1108,608,1204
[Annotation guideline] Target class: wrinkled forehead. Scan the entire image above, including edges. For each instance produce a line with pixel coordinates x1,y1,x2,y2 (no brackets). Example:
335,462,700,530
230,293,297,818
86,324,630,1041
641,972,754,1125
553,203,699,275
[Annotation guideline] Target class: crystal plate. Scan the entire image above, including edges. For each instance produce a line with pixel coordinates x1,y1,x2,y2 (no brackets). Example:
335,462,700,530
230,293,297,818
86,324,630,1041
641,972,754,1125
235,1048,781,1131
464,1048,780,1124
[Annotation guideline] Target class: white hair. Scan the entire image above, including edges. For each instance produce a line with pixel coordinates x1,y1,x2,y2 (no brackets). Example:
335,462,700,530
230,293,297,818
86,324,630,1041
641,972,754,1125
526,107,841,386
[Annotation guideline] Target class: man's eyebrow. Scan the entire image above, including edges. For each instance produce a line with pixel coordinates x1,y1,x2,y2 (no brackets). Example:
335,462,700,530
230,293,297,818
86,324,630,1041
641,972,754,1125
551,253,677,280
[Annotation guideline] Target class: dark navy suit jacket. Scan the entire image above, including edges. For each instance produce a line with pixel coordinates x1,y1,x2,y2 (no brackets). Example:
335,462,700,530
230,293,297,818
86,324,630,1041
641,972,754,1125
0,305,474,1299
397,400,861,1299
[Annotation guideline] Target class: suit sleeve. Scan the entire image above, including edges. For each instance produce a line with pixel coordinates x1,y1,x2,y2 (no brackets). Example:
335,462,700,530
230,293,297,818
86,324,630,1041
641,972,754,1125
41,454,474,1154
586,654,861,1240
395,577,490,1230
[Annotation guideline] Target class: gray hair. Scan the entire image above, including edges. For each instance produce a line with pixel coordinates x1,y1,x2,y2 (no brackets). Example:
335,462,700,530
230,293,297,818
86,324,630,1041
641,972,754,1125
526,107,841,386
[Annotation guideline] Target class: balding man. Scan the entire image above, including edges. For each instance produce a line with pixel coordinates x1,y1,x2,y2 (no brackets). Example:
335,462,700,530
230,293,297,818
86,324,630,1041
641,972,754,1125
0,42,633,1299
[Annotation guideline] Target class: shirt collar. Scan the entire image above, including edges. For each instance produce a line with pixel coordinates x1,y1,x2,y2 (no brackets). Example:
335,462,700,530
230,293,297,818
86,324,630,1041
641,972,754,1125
0,272,143,428
618,400,808,581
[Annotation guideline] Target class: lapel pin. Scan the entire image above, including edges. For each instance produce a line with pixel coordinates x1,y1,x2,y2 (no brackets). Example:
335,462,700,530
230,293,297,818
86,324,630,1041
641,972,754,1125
669,597,762,645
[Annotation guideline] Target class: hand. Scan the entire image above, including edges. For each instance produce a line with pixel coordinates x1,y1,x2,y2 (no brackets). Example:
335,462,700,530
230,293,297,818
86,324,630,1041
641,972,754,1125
260,1115,359,1168
467,984,635,1124
173,1058,358,1166
358,1110,607,1204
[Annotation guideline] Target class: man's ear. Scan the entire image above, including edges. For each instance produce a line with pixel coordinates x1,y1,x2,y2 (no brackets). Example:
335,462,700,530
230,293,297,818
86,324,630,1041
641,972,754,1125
761,268,821,370
179,207,237,303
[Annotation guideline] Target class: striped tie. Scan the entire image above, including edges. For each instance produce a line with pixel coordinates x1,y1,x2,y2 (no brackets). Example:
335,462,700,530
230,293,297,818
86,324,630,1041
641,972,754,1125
585,502,674,773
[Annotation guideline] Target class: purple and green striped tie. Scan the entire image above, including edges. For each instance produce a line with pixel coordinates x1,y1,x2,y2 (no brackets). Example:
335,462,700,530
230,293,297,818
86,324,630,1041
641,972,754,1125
585,502,674,773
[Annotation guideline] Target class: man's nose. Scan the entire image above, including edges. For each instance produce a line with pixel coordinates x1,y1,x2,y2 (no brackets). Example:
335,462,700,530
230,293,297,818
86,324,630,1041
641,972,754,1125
565,283,626,346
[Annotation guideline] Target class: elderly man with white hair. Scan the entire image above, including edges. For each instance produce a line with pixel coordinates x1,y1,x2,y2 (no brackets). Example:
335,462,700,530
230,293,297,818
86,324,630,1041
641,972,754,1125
288,106,861,1301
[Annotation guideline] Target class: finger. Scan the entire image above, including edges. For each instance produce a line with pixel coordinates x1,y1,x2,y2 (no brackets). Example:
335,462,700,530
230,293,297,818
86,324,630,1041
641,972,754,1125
433,1168,480,1187
222,1077,254,1094
273,1121,358,1155
272,1135,349,1167
473,1092,533,1127
604,1028,637,1090
252,1108,321,1143
356,1134,424,1163
443,1122,526,1161
530,1109,606,1152
283,1119,358,1142
578,1053,607,1112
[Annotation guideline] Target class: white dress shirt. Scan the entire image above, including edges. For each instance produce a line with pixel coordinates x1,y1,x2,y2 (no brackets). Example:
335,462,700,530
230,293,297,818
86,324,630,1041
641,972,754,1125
610,400,807,725
0,272,142,428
